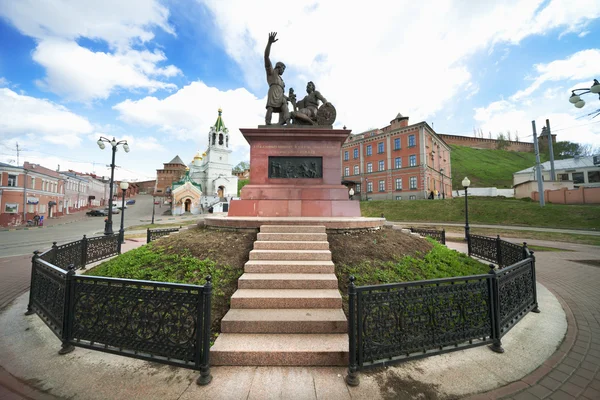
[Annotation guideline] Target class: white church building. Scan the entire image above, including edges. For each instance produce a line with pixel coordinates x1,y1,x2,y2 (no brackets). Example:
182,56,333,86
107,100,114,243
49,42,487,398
172,109,238,215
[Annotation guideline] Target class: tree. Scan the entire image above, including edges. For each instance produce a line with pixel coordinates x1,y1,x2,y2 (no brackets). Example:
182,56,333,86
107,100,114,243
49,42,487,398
515,131,519,142
496,133,509,150
237,179,249,196
506,130,512,141
232,161,250,173
543,141,598,160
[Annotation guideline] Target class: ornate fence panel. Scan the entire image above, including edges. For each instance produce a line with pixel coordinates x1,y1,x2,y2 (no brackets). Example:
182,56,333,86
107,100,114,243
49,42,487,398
86,234,120,264
38,247,56,263
498,240,526,269
349,274,495,370
410,228,446,244
68,275,211,371
468,234,498,263
54,240,84,270
496,257,539,337
28,257,68,339
147,227,181,243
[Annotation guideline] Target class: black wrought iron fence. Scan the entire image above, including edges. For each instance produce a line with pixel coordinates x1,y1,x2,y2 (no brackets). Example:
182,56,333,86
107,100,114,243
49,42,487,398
147,226,182,243
25,249,213,385
469,234,528,268
347,253,539,386
43,234,121,271
410,227,446,244
86,234,120,264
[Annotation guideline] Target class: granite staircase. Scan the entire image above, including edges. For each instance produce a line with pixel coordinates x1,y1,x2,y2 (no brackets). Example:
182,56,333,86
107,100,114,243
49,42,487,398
211,225,348,366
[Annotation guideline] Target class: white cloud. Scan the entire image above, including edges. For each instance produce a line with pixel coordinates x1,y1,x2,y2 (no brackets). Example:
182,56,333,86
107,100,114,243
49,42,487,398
0,88,94,147
32,39,179,101
113,81,265,154
198,0,600,133
0,77,8,87
0,0,178,101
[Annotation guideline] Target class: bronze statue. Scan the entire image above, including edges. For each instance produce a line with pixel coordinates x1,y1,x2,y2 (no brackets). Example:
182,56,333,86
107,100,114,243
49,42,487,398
289,82,329,125
264,32,290,125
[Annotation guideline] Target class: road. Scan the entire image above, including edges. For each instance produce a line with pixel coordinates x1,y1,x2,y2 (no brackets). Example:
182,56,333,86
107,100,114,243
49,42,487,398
0,194,158,258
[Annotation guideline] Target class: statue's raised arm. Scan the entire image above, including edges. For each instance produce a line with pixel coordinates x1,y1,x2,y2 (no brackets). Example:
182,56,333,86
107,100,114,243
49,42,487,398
264,32,278,72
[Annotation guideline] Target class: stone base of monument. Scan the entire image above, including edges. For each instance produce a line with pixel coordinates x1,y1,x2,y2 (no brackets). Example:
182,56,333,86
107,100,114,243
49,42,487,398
227,127,361,219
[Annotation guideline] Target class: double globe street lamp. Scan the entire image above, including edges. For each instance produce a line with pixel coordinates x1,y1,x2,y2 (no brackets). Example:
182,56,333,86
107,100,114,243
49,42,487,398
97,137,130,235
568,79,600,109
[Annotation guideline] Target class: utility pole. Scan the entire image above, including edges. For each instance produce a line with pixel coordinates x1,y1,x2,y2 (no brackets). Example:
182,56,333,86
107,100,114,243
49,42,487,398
546,119,556,181
532,121,545,207
16,142,21,165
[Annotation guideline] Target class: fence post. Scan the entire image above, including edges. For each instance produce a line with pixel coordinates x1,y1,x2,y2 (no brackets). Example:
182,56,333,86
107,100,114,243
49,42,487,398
25,251,40,316
489,264,505,354
522,242,529,260
530,251,541,314
442,229,446,245
196,275,213,386
58,264,75,355
496,235,502,267
467,234,472,256
346,276,360,386
52,241,58,264
117,233,122,255
81,235,88,269
147,228,151,244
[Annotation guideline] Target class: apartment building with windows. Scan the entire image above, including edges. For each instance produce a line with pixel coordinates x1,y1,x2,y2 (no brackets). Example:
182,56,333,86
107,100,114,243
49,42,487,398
341,113,452,200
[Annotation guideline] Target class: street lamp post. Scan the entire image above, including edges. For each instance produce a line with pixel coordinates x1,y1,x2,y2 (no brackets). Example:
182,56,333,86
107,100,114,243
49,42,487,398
119,181,129,244
568,79,600,109
440,168,445,199
97,136,130,235
462,177,470,241
151,195,156,225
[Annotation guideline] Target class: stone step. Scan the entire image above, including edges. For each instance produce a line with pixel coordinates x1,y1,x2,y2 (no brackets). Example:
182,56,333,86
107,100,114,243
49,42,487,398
211,333,348,366
253,241,329,250
244,260,335,274
221,309,347,333
238,273,338,289
230,289,342,309
249,249,331,261
257,232,328,242
260,225,326,234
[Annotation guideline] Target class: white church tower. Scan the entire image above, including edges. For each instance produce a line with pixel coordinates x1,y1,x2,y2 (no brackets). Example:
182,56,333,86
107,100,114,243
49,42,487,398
189,108,238,209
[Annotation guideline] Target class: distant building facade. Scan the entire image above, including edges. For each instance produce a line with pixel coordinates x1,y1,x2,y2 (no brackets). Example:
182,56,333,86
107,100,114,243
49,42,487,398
341,113,452,200
513,156,600,189
156,155,187,196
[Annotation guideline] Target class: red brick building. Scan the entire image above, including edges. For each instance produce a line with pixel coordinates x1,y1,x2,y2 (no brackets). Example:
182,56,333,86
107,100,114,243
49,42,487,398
0,162,65,227
156,155,187,196
341,113,452,200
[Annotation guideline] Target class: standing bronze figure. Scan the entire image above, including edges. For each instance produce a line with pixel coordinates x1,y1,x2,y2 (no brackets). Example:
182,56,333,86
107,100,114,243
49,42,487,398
264,32,290,125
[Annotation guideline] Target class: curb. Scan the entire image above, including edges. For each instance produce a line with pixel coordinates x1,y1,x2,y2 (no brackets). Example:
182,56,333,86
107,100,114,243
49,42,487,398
465,285,576,399
0,218,87,232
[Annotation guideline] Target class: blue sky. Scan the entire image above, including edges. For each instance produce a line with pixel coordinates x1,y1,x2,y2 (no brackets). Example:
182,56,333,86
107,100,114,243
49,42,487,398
0,0,599,181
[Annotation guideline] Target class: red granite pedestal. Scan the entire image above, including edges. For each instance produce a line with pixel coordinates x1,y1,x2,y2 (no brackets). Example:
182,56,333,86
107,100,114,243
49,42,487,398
228,127,360,218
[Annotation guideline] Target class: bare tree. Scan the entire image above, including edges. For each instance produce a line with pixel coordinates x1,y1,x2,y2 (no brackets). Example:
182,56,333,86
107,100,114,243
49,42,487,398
515,131,519,142
488,131,492,139
507,130,512,141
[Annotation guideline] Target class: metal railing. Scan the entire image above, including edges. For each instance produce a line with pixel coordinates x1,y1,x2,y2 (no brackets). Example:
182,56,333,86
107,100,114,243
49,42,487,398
147,226,182,243
469,234,528,268
410,227,446,244
347,238,539,386
47,234,121,271
25,240,212,386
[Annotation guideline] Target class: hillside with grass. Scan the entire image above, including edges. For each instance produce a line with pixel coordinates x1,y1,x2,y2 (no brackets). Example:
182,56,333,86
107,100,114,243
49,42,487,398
450,145,547,189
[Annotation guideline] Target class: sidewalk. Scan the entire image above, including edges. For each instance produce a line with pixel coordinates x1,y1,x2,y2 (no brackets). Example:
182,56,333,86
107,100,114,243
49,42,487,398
0,210,89,231
387,221,600,236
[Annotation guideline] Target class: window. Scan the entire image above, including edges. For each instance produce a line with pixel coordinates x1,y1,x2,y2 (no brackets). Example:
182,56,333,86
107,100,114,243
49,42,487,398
588,171,600,183
409,195,416,200
409,155,417,167
8,174,17,187
353,148,359,159
408,135,416,147
367,181,373,192
573,172,585,184
355,183,361,193
558,174,569,181
395,178,402,190
344,151,349,161
379,180,385,192
378,160,385,171
395,157,402,169
410,176,417,189
377,142,384,153
394,138,401,150
366,145,372,156
354,165,359,175
395,196,402,200
31,177,35,189
40,204,46,213
28,204,34,213
4,203,18,213
367,162,373,173
344,167,350,177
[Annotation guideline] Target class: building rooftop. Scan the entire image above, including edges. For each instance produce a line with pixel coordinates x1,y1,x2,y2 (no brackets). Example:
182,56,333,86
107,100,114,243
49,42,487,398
168,155,186,165
214,108,226,132
0,162,22,169
514,156,598,174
